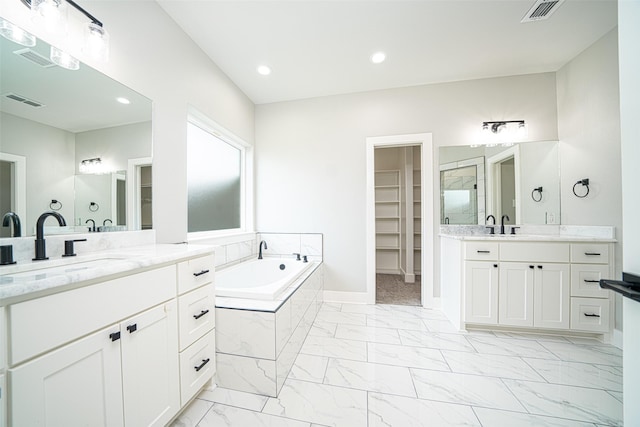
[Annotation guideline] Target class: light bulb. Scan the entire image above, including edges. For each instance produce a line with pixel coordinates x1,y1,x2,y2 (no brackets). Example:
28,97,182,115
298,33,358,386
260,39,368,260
0,18,36,46
50,46,80,70
84,22,109,61
31,0,68,36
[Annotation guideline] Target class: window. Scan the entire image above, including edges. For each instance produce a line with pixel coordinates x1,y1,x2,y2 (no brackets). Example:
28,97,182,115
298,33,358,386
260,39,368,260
187,115,250,234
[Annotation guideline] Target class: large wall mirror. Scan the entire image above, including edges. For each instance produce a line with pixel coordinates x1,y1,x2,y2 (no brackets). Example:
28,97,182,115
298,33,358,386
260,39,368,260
0,36,152,237
439,141,560,225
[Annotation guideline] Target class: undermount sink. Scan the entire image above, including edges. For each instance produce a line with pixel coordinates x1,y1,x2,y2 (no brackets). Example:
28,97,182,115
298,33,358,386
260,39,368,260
3,258,128,280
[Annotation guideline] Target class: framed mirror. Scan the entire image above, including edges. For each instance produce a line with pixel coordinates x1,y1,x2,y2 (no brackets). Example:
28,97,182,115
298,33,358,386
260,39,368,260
0,36,152,236
439,141,560,225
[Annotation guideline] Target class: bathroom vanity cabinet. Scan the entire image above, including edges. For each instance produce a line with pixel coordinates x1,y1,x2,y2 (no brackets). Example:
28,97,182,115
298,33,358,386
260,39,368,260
0,306,5,427
2,249,215,427
442,236,614,337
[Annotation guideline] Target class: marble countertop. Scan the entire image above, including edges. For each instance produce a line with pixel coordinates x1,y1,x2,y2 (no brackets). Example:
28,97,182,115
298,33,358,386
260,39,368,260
0,243,215,305
439,234,616,242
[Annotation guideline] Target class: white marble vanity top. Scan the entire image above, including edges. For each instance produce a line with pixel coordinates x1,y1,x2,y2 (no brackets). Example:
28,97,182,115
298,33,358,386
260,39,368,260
0,243,215,305
440,234,616,242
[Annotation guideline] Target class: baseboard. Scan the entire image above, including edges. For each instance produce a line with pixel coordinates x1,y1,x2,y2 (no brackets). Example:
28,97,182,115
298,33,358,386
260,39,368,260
404,273,415,283
376,269,402,275
612,328,623,349
323,290,369,304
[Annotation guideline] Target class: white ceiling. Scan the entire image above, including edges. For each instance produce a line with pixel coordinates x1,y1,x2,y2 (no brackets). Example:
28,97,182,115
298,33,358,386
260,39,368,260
158,0,617,105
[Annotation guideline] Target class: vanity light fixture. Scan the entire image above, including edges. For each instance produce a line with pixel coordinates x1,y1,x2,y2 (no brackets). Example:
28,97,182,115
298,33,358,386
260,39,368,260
370,51,386,64
481,120,527,143
79,157,103,174
19,0,110,66
0,17,36,46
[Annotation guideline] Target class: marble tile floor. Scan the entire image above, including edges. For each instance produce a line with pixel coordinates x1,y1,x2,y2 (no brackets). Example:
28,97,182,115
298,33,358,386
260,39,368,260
376,274,421,306
171,302,623,427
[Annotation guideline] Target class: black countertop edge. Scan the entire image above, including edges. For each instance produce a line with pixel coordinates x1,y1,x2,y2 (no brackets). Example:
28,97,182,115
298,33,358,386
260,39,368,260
601,272,640,302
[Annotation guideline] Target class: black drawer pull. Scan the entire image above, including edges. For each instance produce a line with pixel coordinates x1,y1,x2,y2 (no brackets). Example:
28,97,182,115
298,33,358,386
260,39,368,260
584,313,601,318
193,309,210,320
584,252,601,256
477,250,491,254
537,265,543,269
493,264,498,268
109,332,121,342
126,324,137,334
194,358,210,372
193,269,210,277
584,279,600,283
529,265,534,269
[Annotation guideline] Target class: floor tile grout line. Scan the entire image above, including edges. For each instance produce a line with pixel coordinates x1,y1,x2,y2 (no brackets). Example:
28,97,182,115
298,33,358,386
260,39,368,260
470,404,618,426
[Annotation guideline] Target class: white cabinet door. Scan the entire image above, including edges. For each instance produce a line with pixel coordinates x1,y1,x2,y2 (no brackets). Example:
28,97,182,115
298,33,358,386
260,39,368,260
499,262,534,327
464,261,499,324
534,263,570,329
121,301,180,427
10,325,124,427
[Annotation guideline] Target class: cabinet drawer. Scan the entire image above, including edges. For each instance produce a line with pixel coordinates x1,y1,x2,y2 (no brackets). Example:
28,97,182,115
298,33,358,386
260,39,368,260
178,254,215,294
10,265,176,366
499,242,569,263
178,284,215,351
464,242,499,261
571,264,611,298
570,297,610,333
179,330,216,405
571,244,610,264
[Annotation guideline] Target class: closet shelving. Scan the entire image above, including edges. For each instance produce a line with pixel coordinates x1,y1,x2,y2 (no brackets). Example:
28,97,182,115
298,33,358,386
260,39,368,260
413,168,422,274
375,170,401,273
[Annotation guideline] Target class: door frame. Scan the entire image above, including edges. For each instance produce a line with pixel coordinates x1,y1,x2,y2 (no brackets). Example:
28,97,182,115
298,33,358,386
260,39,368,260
366,133,435,307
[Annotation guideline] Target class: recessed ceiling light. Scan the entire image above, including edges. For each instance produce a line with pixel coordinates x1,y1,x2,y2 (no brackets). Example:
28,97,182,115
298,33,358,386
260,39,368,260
116,97,130,104
257,65,271,76
370,52,386,64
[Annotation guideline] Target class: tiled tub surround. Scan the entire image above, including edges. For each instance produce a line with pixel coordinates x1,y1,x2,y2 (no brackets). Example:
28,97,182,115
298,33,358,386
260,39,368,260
215,262,324,397
189,232,322,270
172,302,623,427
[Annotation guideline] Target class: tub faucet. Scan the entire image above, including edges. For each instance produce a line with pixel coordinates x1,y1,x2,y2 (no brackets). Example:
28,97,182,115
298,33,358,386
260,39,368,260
2,212,22,237
34,211,66,261
258,240,268,259
86,219,96,232
500,214,510,235
486,214,496,235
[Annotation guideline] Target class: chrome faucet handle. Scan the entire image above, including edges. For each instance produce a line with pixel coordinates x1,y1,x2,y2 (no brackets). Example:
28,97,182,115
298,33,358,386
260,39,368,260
293,253,301,261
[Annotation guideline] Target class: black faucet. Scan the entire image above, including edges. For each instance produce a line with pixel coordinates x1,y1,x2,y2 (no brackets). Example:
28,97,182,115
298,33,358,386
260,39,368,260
103,219,112,226
86,219,96,232
2,212,22,237
33,211,66,261
258,240,268,259
486,215,496,234
500,214,510,235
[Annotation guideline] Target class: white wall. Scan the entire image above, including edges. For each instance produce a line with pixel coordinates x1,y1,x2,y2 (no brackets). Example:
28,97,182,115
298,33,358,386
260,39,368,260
0,0,255,243
619,0,640,424
0,113,75,232
256,73,558,295
556,29,623,329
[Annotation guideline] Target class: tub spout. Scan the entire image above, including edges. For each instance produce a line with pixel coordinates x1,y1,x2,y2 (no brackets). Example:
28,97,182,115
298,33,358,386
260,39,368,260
258,240,268,259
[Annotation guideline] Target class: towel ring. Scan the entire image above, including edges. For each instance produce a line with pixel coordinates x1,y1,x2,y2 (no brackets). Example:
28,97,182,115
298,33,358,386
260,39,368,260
89,202,100,212
573,179,590,198
49,199,62,211
531,187,543,202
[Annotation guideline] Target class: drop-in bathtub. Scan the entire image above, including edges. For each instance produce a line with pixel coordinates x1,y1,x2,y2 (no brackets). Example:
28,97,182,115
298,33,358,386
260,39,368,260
216,257,314,300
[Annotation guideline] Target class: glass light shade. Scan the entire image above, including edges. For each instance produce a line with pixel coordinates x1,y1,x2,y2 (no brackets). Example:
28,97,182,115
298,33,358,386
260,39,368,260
78,157,103,174
84,22,109,61
31,0,68,36
0,18,36,46
50,45,80,70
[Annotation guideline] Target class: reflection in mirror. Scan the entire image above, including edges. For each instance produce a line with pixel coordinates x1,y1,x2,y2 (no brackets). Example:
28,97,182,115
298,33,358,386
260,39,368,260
440,157,484,225
0,35,152,236
439,141,560,225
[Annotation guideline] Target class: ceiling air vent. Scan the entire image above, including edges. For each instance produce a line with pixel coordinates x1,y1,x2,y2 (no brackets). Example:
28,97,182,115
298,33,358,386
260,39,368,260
521,0,566,23
13,48,56,68
2,93,45,108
